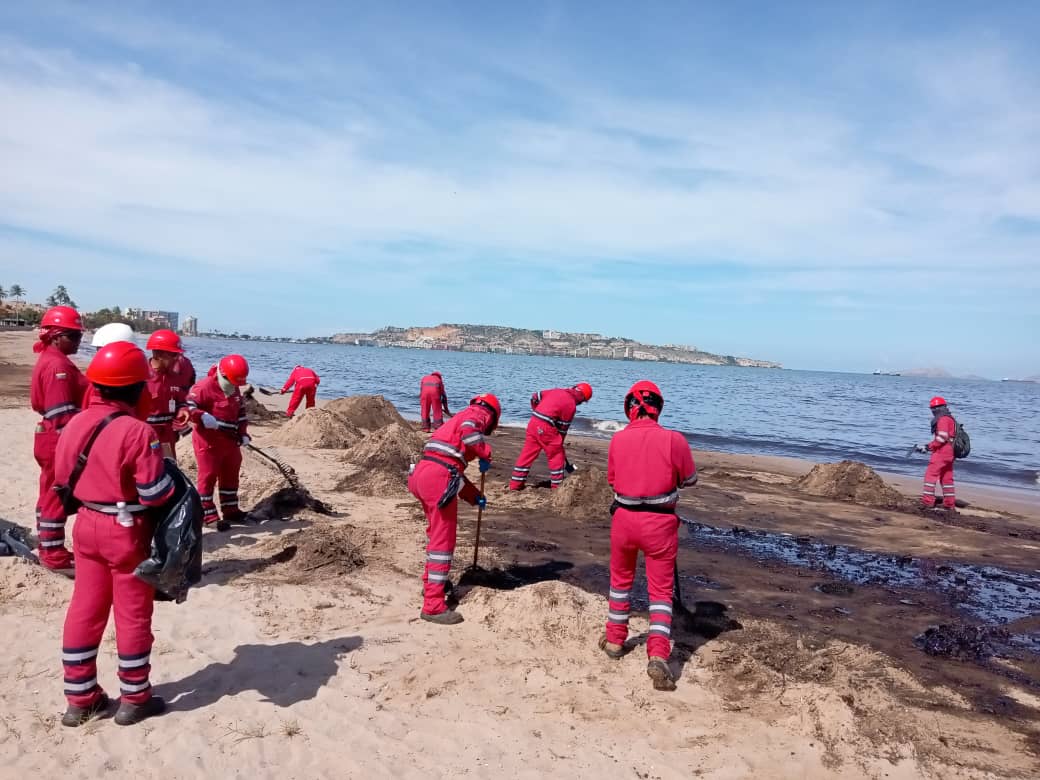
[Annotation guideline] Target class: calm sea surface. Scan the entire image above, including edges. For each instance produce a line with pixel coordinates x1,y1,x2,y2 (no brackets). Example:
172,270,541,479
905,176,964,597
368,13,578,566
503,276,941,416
179,337,1040,493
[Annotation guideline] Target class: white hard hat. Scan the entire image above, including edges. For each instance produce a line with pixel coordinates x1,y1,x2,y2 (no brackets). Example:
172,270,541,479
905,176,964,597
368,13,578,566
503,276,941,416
91,322,135,348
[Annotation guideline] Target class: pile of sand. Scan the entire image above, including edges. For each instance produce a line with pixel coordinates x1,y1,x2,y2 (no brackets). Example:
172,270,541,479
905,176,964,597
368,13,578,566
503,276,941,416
463,580,603,645
324,395,408,431
795,460,904,508
337,424,426,496
256,524,366,583
550,466,614,520
266,408,363,449
241,386,281,422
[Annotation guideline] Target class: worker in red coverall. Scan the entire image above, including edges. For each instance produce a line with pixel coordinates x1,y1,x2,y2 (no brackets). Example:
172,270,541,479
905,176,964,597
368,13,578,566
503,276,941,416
55,341,174,727
509,382,592,490
407,393,499,624
419,371,450,432
916,396,958,513
280,365,320,418
30,306,88,572
145,330,190,460
186,355,250,531
168,351,196,444
600,381,697,692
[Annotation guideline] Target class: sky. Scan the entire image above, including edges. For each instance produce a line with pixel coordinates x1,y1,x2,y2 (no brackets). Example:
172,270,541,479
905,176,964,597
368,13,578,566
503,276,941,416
0,2,1038,377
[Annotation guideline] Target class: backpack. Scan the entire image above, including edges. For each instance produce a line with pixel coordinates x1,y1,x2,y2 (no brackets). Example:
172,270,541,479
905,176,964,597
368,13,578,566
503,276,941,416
952,422,971,459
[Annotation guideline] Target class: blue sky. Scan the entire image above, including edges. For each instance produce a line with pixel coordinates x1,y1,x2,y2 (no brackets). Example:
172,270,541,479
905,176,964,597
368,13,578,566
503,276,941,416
1,1,1038,377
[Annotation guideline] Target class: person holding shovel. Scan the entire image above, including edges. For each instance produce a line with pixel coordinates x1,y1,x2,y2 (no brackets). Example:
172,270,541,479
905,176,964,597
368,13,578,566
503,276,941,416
408,393,500,624
280,365,321,418
186,354,250,531
600,380,697,692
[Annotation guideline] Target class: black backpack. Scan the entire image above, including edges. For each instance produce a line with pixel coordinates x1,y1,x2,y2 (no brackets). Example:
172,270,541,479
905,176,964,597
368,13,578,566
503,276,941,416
952,421,971,459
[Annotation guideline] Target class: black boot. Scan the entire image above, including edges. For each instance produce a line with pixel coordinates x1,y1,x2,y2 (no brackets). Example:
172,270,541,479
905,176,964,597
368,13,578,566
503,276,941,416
647,657,676,691
420,609,464,625
114,695,166,726
62,693,111,727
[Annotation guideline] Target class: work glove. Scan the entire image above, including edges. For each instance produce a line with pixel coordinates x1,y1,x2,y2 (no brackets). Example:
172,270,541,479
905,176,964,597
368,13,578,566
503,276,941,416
478,458,491,473
565,461,578,474
280,389,287,395
476,495,488,511
200,412,219,430
240,435,252,447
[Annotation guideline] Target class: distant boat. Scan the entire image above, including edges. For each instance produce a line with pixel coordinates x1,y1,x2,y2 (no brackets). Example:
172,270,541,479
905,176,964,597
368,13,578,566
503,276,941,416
1001,378,1038,383
872,370,901,376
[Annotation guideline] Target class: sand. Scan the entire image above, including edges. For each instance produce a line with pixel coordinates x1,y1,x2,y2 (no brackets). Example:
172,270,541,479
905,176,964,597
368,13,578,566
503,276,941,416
265,407,364,449
795,460,906,508
0,330,1038,779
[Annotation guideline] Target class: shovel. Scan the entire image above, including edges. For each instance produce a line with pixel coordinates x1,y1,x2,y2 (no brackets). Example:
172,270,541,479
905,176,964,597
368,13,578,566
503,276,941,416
470,471,486,570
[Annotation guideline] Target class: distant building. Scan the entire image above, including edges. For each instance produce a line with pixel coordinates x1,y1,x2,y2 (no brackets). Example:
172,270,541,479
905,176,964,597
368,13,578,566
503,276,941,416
542,329,561,340
127,308,179,331
181,315,198,337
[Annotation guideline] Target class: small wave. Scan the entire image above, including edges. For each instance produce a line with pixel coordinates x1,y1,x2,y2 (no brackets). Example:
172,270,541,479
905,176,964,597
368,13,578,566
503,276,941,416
592,419,626,434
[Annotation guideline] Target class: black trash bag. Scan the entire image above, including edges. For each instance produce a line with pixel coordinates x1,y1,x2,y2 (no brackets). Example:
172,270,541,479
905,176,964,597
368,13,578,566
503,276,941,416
134,460,203,603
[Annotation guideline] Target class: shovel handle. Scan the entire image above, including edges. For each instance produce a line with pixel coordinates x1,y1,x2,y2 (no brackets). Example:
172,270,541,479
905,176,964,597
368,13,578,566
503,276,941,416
472,471,486,570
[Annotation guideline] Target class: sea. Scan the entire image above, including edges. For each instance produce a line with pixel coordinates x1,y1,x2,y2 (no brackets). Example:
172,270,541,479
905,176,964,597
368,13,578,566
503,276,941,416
179,337,1040,494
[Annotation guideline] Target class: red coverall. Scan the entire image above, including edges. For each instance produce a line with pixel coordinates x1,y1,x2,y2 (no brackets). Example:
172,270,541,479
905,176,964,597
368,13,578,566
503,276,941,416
55,399,175,710
168,355,195,442
187,373,248,525
922,415,957,508
509,388,583,490
145,365,185,455
30,344,88,569
170,355,196,394
419,374,449,432
605,417,697,660
407,404,493,615
282,366,320,418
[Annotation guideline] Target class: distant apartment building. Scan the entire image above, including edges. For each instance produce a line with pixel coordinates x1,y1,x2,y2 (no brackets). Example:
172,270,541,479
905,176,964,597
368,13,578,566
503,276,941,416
127,308,179,331
181,315,198,337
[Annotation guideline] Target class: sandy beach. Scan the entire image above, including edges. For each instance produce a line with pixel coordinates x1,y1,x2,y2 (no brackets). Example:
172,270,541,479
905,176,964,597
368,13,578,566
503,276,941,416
1,330,1037,779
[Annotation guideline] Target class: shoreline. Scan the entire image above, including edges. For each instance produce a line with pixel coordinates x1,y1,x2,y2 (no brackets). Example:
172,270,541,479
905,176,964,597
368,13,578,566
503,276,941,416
3,330,1034,515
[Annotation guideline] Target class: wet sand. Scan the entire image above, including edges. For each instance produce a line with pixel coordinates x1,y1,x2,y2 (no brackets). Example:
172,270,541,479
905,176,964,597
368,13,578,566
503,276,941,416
1,329,1038,778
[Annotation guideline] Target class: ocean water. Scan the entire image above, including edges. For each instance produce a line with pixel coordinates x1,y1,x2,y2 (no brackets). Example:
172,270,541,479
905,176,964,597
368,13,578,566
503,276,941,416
180,337,1040,493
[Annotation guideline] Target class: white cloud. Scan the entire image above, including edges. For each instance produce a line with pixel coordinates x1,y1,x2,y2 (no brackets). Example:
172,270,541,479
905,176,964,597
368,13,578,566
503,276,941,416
0,19,1038,292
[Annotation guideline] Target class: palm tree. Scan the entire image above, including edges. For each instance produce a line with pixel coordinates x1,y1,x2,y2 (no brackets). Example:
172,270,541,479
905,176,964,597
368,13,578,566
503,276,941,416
9,284,25,303
0,285,6,305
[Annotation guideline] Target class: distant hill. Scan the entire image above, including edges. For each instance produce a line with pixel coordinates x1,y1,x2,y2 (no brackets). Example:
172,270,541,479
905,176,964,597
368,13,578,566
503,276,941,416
898,367,953,379
1026,374,1040,382
331,323,781,368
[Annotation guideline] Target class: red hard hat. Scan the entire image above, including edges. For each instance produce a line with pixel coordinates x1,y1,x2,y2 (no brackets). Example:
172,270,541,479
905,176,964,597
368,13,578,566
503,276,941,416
40,306,83,331
219,354,250,386
625,380,664,419
86,341,149,387
929,396,947,408
432,371,442,378
574,382,593,402
470,393,501,433
146,329,184,354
